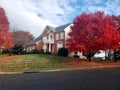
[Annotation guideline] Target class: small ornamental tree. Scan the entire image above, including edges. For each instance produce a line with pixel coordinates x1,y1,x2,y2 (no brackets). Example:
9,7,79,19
0,7,13,49
66,11,120,62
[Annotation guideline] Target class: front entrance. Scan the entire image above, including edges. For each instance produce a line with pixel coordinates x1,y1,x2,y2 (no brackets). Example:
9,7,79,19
44,43,54,53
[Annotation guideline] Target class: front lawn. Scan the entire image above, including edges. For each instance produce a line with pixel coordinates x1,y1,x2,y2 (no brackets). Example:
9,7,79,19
0,54,67,72
0,54,120,72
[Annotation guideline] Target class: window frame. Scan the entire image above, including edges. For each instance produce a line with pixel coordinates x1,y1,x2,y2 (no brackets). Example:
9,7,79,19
60,32,64,39
56,33,59,40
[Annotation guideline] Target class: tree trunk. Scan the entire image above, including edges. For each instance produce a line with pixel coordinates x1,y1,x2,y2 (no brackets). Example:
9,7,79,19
88,51,91,62
105,50,107,60
114,50,117,62
88,56,91,62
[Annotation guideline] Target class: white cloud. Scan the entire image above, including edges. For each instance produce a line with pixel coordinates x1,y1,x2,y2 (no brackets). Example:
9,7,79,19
105,0,120,15
82,0,120,15
0,0,75,37
0,0,120,37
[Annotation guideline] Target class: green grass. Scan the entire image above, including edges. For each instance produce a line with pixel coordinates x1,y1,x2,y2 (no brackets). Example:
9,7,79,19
0,54,68,72
0,54,120,72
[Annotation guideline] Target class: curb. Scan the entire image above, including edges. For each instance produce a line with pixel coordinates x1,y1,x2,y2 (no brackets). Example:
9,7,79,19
0,72,23,74
0,65,120,74
40,65,120,72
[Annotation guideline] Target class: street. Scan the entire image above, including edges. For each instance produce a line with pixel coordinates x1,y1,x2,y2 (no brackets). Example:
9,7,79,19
0,67,120,90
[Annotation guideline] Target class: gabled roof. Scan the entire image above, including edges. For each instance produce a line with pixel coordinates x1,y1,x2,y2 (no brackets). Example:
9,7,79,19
26,35,41,45
55,23,71,32
47,25,55,31
41,25,55,36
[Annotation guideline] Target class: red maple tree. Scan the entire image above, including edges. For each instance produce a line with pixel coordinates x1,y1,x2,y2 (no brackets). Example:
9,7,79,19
67,11,120,62
111,15,120,61
0,7,13,49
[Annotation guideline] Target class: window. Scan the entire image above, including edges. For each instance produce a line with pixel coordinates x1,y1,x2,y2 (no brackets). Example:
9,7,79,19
32,46,35,50
56,33,59,40
43,36,47,41
50,34,54,41
57,42,63,51
50,35,52,40
60,32,64,39
30,47,32,51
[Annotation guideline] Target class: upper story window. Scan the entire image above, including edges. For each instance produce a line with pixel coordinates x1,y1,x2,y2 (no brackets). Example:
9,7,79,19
56,33,59,40
50,35,52,40
49,34,54,41
43,36,47,41
60,32,64,39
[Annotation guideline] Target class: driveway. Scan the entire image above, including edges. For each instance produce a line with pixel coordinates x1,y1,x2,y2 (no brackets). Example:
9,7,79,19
0,67,120,90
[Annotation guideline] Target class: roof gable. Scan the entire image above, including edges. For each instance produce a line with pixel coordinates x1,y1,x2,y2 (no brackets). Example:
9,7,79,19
41,25,55,36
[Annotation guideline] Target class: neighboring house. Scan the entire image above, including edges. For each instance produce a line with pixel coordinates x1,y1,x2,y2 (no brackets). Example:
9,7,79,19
25,36,42,52
0,46,3,53
25,23,84,58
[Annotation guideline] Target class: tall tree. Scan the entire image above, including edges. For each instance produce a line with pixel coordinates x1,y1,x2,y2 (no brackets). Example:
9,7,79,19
111,15,120,61
12,29,34,45
0,7,13,49
112,15,120,32
67,11,120,62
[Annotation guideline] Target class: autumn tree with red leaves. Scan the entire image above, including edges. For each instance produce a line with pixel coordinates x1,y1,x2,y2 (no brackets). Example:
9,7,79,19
111,15,120,61
112,15,120,32
67,11,120,62
0,7,13,49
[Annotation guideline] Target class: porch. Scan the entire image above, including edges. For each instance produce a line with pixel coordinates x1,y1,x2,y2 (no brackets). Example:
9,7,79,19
43,43,54,53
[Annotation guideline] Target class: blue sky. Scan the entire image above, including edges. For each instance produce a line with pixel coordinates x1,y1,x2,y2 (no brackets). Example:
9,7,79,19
0,0,120,37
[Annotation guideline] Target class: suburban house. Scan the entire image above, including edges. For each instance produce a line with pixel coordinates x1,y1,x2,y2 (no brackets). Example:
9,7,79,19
0,46,3,53
25,23,84,58
41,23,71,54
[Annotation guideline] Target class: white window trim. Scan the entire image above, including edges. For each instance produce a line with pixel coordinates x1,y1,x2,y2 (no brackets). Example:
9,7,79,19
56,33,59,40
57,41,63,51
60,32,64,39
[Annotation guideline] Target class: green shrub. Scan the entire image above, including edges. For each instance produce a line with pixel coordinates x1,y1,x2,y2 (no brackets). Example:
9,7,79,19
2,49,11,54
39,49,44,54
11,45,23,54
44,52,51,55
58,48,68,57
32,49,39,54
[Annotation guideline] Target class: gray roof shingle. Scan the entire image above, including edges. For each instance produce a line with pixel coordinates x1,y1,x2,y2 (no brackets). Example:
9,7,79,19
55,23,71,32
26,35,41,45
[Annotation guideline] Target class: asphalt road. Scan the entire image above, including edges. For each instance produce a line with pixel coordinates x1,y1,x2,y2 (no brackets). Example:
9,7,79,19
0,67,120,90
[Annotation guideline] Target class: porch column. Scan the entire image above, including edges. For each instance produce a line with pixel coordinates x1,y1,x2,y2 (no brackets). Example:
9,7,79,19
49,43,51,52
43,43,47,52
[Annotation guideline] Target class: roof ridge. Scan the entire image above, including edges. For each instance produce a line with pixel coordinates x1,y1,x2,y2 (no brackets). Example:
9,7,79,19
55,23,71,28
55,23,71,32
